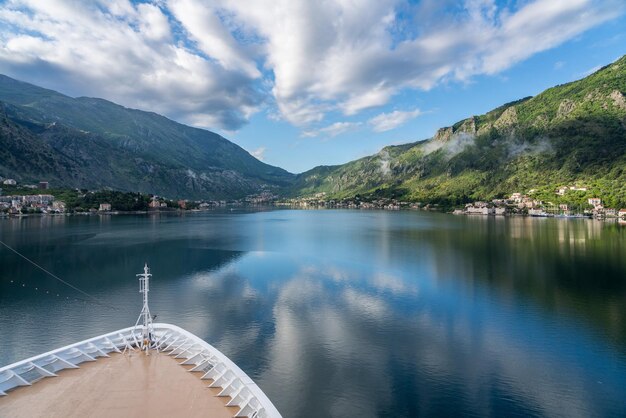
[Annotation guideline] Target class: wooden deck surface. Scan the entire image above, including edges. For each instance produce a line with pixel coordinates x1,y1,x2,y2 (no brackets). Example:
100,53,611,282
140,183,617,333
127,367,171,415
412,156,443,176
0,350,238,418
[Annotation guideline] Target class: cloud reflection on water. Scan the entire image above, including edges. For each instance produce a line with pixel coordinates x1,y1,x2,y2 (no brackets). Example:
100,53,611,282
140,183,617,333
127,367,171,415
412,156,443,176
1,211,625,417
167,251,624,417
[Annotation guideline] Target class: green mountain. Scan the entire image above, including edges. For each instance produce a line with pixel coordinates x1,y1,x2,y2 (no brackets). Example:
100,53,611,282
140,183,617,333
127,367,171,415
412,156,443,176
291,55,626,208
0,75,293,199
3,55,626,205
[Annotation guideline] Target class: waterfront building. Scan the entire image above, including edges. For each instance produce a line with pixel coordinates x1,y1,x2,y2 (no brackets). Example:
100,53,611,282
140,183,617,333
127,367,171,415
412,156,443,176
588,198,602,206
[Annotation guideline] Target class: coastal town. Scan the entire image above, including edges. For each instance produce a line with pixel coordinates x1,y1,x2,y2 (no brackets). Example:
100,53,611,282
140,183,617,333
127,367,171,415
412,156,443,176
276,187,626,221
457,188,626,220
0,179,62,215
0,177,282,216
2,177,626,222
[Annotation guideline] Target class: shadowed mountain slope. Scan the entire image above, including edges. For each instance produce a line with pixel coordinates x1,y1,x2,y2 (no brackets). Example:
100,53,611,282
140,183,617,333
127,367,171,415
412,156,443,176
0,75,293,199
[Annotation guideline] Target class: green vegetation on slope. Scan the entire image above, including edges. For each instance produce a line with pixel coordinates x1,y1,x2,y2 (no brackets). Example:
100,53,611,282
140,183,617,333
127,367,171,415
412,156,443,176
0,75,293,199
2,55,626,205
291,55,626,208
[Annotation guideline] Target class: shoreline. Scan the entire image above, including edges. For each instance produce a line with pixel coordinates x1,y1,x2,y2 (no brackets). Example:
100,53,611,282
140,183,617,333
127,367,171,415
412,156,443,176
1,205,625,223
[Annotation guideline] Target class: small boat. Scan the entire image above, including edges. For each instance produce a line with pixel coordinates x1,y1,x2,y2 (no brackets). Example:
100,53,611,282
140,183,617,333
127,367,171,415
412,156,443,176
0,264,282,418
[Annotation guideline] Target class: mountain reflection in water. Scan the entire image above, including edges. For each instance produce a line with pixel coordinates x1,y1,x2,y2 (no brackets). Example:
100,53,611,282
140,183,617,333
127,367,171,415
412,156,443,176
1,210,625,417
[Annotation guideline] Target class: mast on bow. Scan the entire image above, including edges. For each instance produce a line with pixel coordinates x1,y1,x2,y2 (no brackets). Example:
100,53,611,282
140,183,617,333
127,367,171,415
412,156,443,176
134,263,155,351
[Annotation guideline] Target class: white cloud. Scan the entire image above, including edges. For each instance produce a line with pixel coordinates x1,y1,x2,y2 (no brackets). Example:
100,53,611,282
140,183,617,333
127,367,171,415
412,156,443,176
218,0,623,126
166,0,259,78
0,0,623,131
250,146,266,161
302,121,361,139
137,3,172,42
369,108,422,132
474,0,620,76
0,0,262,130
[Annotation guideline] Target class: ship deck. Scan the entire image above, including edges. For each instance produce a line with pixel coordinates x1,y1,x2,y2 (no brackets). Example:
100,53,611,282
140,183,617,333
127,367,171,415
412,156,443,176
0,350,238,418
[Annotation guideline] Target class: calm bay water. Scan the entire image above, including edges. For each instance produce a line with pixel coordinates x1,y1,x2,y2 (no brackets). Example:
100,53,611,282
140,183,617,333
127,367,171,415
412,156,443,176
1,209,625,417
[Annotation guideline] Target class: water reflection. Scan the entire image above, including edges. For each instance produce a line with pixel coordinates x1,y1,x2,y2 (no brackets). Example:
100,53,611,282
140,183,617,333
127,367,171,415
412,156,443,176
0,211,625,417
184,253,625,417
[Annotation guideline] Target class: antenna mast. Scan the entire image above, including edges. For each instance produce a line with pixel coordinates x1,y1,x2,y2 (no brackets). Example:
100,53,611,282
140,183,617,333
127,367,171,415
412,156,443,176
134,263,154,351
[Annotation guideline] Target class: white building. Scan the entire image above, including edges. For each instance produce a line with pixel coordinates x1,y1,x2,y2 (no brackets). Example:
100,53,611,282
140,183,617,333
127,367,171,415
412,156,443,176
23,195,54,204
588,198,602,206
52,201,66,212
466,206,494,215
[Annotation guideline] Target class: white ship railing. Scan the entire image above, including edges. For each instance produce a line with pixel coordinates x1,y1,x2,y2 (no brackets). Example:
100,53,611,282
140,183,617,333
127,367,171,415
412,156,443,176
0,323,282,418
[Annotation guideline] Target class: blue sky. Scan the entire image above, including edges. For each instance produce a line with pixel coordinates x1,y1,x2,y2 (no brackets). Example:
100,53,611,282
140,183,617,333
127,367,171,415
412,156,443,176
0,0,625,173
233,15,626,172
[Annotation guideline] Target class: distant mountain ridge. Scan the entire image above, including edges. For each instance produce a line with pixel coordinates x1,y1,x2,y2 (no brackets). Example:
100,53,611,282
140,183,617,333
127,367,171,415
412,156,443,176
2,55,626,205
290,55,626,208
0,75,293,199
